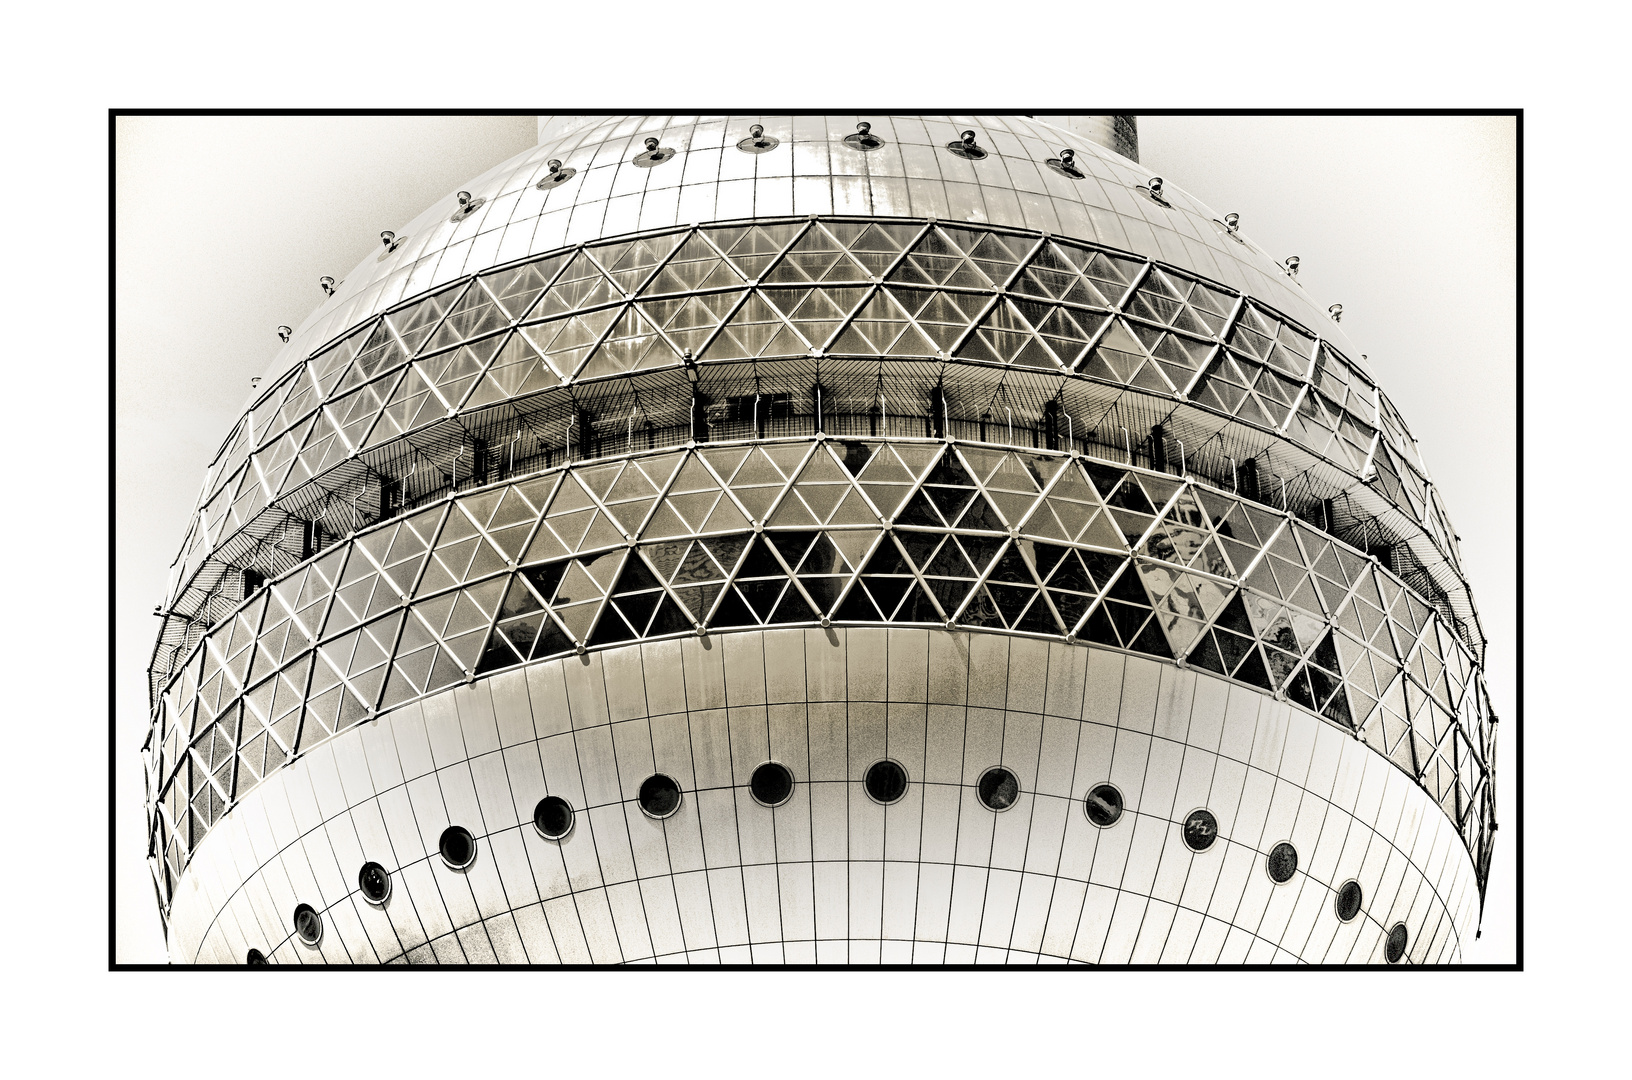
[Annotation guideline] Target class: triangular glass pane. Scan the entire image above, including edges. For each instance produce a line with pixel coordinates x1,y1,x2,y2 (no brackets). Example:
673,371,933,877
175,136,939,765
424,282,510,353
710,221,804,280
481,254,568,320
761,286,867,351
579,306,682,378
532,251,622,317
644,233,749,295
763,223,872,284
645,291,743,356
594,233,686,296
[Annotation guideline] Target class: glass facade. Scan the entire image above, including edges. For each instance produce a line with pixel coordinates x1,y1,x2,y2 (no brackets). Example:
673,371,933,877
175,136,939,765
145,116,1495,963
147,438,1494,910
150,218,1477,700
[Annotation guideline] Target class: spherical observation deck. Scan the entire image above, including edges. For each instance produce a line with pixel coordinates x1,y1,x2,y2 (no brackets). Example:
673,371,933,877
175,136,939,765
145,116,1494,965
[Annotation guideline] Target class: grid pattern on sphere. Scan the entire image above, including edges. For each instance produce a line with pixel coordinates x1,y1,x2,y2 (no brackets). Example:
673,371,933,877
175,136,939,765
146,439,1493,914
257,115,1354,394
186,219,1438,571
153,219,1474,703
169,633,1472,964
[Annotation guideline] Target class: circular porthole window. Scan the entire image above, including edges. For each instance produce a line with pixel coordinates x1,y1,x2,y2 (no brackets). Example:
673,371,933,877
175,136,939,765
977,766,1020,811
1335,880,1364,922
1181,808,1219,852
534,795,575,839
439,825,477,869
864,759,909,805
292,903,323,947
1084,783,1124,828
358,861,392,905
639,773,683,819
749,762,795,808
1265,842,1298,884
245,948,267,965
1386,923,1409,964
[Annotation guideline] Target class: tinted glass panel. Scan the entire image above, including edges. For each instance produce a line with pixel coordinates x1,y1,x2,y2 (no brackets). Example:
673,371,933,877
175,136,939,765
358,861,391,904
1182,808,1219,852
1335,880,1363,922
534,795,575,839
292,903,322,945
1386,923,1409,964
865,759,908,804
1084,784,1123,827
977,767,1020,811
639,773,682,818
439,825,476,868
749,761,795,807
1266,842,1298,883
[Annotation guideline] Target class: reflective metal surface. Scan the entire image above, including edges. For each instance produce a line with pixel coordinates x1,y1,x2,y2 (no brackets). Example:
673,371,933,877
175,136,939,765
163,631,1479,965
146,115,1496,963
148,438,1493,907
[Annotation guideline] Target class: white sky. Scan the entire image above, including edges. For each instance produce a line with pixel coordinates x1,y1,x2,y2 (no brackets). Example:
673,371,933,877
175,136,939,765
114,113,1517,965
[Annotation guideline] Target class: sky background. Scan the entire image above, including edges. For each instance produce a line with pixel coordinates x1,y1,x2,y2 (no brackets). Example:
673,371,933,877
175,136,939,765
114,114,1517,965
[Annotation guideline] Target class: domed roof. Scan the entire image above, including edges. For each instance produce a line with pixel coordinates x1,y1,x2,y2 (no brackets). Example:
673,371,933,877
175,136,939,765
262,114,1357,388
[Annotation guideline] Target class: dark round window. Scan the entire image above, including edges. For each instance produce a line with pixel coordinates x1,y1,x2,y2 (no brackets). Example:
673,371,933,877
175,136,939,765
292,903,323,946
749,762,795,807
977,767,1020,811
534,795,575,839
1335,880,1363,922
245,948,267,965
1265,842,1298,884
1386,923,1409,964
638,773,683,819
1084,784,1124,828
439,825,477,869
864,759,909,805
358,861,391,905
1182,809,1219,852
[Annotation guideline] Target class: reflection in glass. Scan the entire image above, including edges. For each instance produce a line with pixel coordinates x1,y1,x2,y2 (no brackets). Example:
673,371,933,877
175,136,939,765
292,903,323,946
358,861,391,905
1386,923,1409,964
1182,808,1219,852
1085,784,1124,827
1265,842,1298,884
1335,880,1363,922
977,767,1020,811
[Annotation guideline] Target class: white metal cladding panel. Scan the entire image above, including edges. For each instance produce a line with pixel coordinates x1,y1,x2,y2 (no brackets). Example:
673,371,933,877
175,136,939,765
257,116,1353,394
151,439,1491,896
175,630,1473,965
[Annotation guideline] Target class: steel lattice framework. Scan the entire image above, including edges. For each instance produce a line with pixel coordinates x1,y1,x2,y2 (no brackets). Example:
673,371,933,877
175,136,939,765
149,219,1479,702
143,117,1498,957
146,436,1494,915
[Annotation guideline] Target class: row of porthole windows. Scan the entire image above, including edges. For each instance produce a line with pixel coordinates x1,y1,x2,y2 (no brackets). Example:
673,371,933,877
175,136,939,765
250,769,1409,963
261,873,1406,963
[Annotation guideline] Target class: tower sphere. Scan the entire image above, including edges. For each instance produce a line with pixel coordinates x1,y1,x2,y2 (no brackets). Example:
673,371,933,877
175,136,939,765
146,116,1494,965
